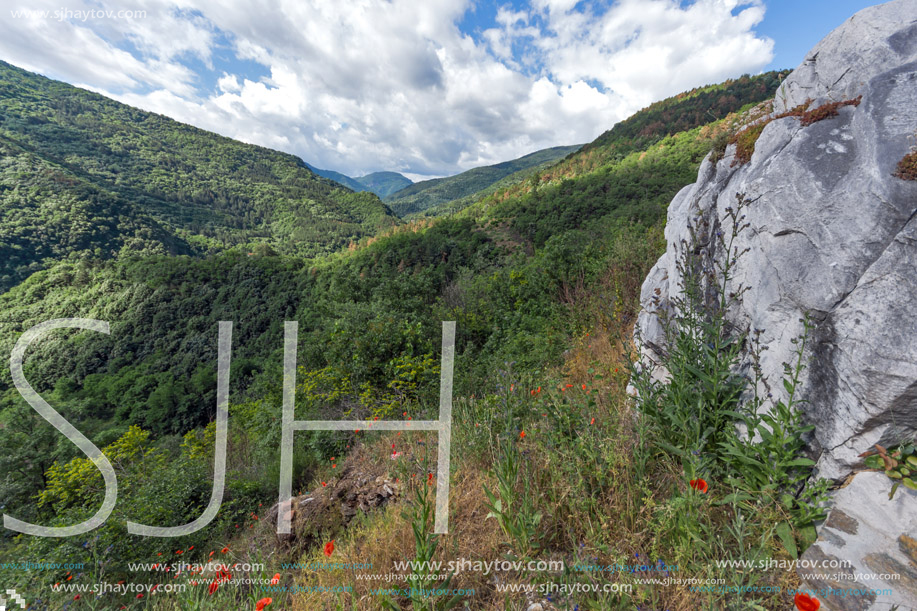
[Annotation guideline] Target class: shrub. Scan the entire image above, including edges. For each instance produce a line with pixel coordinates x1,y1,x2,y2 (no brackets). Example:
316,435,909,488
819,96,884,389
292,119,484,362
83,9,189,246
728,96,862,166
894,150,917,181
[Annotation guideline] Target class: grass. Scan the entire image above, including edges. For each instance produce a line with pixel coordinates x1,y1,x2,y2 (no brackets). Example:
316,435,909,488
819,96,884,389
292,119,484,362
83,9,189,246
728,96,862,166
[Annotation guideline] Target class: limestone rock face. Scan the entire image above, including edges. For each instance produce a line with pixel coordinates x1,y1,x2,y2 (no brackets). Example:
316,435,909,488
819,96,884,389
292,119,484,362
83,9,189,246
797,472,917,610
636,0,917,481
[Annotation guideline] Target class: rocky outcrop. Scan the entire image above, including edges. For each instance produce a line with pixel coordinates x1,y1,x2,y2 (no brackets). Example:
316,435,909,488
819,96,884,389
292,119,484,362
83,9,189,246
636,2,917,608
268,463,400,550
798,472,917,610
637,0,917,481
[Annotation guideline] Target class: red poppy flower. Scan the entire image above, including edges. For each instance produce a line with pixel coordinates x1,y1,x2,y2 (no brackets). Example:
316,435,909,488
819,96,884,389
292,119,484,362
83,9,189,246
324,540,335,557
136,593,144,599
270,573,280,585
221,547,229,553
689,478,708,493
74,595,81,600
519,431,526,439
794,593,820,611
209,580,220,595
256,598,273,610
590,418,595,425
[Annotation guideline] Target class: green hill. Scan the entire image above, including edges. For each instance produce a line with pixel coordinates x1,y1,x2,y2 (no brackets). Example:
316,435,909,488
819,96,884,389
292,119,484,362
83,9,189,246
0,67,797,611
354,171,413,198
0,60,399,291
303,163,365,191
304,165,413,198
384,144,581,216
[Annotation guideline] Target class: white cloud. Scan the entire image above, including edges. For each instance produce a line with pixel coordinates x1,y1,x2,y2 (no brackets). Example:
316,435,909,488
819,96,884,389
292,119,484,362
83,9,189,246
0,0,774,178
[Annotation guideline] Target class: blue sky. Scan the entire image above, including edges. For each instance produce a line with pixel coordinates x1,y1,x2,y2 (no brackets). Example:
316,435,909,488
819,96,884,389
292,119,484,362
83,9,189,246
0,0,883,179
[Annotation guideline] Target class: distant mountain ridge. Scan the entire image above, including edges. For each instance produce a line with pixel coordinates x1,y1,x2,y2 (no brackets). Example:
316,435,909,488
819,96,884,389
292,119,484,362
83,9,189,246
383,145,581,217
354,171,413,198
304,164,413,198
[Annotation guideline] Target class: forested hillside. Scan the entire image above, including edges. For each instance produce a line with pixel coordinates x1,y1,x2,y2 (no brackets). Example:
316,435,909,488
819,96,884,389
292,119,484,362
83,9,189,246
0,60,398,291
384,144,581,216
303,165,414,198
354,171,413,198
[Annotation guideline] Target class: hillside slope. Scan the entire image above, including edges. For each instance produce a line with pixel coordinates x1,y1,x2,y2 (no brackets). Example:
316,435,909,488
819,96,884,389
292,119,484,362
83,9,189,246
0,60,399,291
384,144,581,216
304,165,413,198
354,171,413,198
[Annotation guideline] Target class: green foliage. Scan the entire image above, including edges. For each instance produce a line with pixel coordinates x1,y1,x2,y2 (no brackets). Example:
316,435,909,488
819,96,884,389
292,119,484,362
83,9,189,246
0,60,399,291
0,65,798,609
630,193,829,558
386,145,580,216
862,441,917,499
585,71,789,162
382,482,463,611
483,129,716,247
483,440,543,558
353,171,414,199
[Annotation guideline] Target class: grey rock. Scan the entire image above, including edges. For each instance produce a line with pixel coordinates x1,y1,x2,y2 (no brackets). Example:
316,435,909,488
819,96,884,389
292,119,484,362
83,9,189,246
637,7,917,607
775,0,917,113
636,0,917,481
798,472,917,610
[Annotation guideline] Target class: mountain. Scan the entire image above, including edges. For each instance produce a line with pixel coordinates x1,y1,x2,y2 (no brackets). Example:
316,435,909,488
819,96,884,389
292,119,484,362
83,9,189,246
304,164,413,198
0,60,399,291
303,163,365,191
383,144,581,217
1,62,797,611
353,171,412,198
0,69,785,440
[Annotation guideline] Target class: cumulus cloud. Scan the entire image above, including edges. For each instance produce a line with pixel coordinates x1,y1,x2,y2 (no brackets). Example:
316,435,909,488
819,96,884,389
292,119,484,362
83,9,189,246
0,0,774,178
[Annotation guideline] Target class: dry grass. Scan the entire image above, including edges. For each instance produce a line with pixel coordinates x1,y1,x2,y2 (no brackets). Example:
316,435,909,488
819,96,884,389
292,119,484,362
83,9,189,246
290,465,504,610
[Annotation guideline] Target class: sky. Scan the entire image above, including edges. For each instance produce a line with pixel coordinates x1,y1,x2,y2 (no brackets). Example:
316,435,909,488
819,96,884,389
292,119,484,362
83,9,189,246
0,0,883,181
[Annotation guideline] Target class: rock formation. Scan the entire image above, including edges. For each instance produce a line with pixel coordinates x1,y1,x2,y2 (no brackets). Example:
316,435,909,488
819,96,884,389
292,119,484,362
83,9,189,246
637,0,917,481
636,2,917,607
